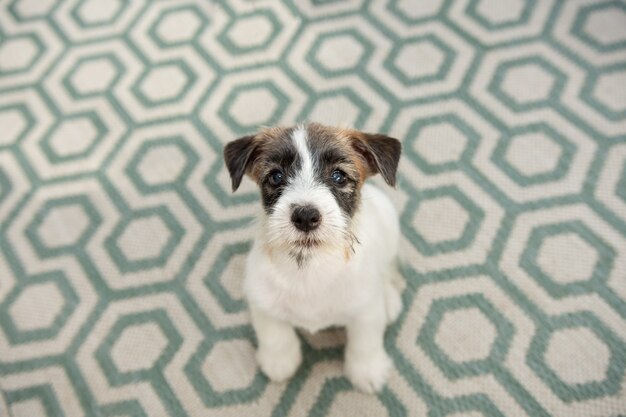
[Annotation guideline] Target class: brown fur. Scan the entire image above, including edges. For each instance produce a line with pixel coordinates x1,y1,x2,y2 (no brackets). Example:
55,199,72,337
305,123,401,186
249,126,295,183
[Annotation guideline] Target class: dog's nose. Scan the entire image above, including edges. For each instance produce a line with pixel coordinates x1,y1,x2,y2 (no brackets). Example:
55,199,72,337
291,205,321,232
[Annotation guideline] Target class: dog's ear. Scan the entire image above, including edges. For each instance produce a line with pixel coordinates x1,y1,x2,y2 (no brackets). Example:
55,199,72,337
223,135,258,192
351,133,401,187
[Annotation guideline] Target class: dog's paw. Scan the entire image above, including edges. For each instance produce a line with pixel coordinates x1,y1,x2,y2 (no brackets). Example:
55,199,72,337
257,344,302,382
345,351,391,394
384,283,402,324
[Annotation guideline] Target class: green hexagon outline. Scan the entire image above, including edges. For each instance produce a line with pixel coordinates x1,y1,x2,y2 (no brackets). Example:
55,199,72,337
98,400,149,417
219,80,289,133
429,393,506,417
62,53,125,99
383,34,455,87
39,111,109,164
0,271,78,344
466,0,536,30
125,136,200,195
417,293,514,380
527,311,626,402
306,28,374,78
488,56,566,112
0,103,36,149
617,157,626,204
204,241,250,314
387,0,451,25
491,123,576,187
131,60,198,108
104,206,184,273
4,384,64,417
95,309,183,386
404,113,480,174
7,0,57,23
148,4,209,48
0,32,45,76
401,185,485,256
217,9,282,55
69,0,128,29
311,0,346,4
580,63,626,121
520,221,616,298
184,329,268,407
307,377,407,415
572,1,626,53
0,166,12,206
25,194,102,258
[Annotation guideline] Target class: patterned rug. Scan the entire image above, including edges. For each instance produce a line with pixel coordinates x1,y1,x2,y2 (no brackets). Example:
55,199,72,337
1,0,625,416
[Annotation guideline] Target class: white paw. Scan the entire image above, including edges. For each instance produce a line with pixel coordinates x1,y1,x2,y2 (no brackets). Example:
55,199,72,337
256,343,302,382
345,351,391,394
384,283,402,324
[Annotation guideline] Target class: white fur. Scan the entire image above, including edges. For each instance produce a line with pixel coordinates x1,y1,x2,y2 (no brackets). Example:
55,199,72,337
243,128,401,393
292,126,314,182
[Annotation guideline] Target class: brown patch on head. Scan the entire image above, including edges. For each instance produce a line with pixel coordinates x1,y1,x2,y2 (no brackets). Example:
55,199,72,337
303,123,365,217
297,123,401,217
306,123,367,186
253,126,301,213
223,126,299,213
305,123,401,186
248,126,295,181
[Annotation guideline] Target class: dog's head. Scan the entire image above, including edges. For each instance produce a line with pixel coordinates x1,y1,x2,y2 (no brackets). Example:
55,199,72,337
223,123,401,263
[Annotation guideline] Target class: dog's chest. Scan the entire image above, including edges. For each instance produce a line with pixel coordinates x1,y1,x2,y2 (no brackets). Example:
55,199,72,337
274,280,355,332
246,256,372,332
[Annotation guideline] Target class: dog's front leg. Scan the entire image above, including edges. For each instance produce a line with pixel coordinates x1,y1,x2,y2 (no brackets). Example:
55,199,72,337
344,303,391,393
250,307,302,382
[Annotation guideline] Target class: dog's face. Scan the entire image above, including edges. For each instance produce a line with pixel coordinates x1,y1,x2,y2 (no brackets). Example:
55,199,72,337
224,123,401,263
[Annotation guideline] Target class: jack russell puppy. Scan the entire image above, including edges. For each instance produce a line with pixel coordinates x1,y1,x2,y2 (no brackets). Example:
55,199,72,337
223,123,402,393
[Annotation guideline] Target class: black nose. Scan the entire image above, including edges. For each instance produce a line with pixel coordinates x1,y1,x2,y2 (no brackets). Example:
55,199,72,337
291,205,321,232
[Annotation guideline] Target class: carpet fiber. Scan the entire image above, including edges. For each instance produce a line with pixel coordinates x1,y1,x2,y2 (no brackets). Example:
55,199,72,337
0,0,625,416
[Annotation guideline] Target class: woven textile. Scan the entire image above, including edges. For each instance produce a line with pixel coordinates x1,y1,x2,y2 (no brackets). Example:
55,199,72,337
1,0,625,416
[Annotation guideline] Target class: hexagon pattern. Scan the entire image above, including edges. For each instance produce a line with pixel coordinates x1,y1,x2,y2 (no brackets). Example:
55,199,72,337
0,1,625,417
0,107,30,146
0,36,42,74
65,55,121,96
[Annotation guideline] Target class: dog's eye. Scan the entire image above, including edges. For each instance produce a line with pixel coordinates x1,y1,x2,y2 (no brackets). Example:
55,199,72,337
268,170,284,186
331,169,346,185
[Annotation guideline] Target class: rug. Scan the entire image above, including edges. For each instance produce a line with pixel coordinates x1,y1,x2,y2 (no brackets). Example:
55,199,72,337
0,0,625,416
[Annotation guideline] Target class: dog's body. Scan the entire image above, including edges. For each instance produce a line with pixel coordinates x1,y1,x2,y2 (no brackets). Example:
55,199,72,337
224,123,402,393
245,182,401,333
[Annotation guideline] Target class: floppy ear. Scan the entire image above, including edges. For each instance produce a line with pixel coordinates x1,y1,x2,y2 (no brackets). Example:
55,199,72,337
352,133,401,186
223,135,257,192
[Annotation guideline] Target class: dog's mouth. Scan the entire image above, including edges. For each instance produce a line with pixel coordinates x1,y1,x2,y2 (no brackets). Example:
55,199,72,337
293,237,321,248
289,236,323,267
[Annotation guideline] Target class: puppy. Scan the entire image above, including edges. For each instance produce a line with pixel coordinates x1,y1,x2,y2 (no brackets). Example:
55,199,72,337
223,123,402,393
